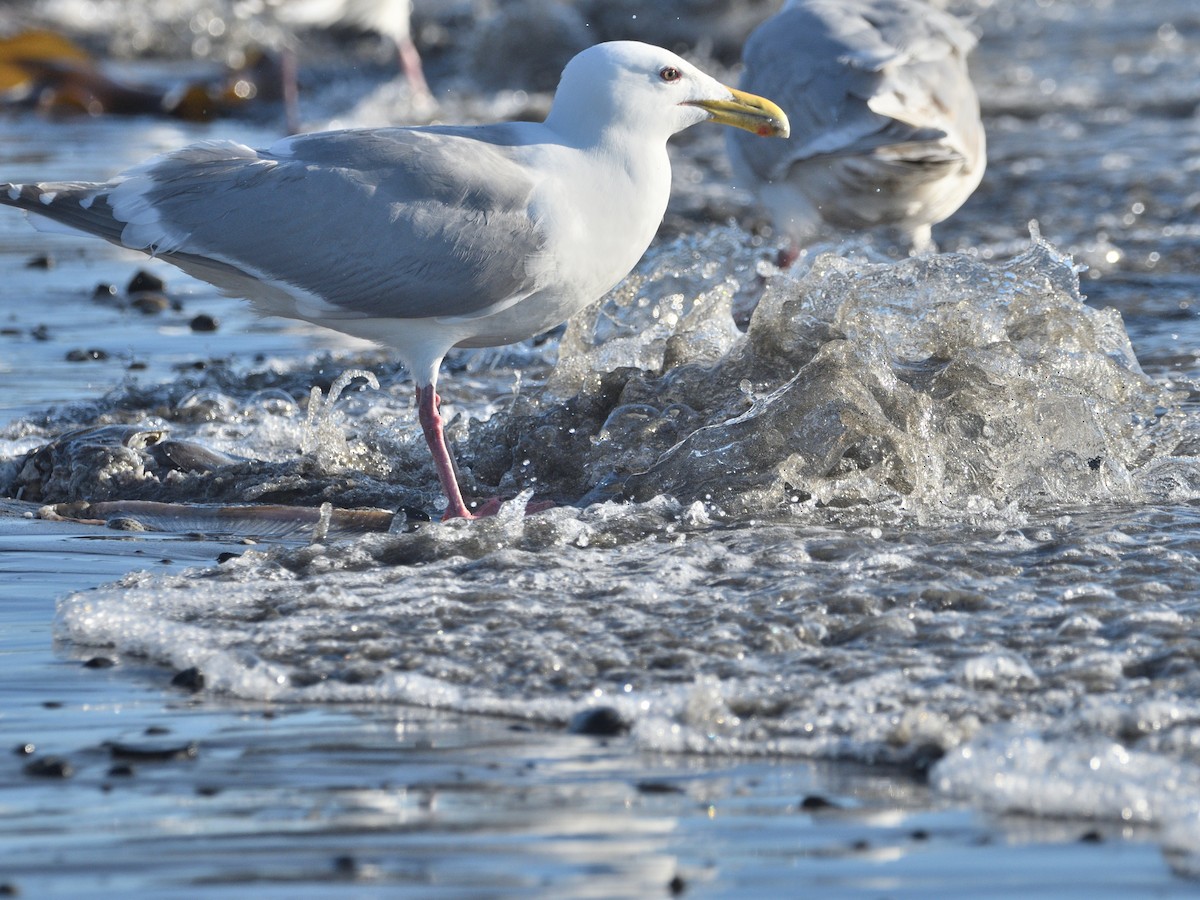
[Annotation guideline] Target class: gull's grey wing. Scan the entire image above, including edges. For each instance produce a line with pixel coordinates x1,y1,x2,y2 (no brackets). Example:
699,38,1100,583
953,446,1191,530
5,124,549,321
729,0,979,180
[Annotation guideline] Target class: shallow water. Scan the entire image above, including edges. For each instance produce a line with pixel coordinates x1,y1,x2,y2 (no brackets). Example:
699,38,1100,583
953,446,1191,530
3,0,1200,895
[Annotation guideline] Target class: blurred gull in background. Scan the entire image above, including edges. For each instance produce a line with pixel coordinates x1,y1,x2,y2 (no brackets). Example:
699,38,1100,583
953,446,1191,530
726,0,986,260
272,0,428,99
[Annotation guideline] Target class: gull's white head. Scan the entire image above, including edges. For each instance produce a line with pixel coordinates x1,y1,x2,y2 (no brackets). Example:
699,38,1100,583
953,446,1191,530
545,41,789,145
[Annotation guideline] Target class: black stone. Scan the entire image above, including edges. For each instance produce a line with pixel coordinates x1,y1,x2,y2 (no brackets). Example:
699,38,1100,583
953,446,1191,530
189,314,219,332
83,656,115,669
127,270,165,294
567,706,628,737
800,794,839,810
171,667,205,692
108,741,199,762
24,756,73,778
635,780,684,795
65,348,109,362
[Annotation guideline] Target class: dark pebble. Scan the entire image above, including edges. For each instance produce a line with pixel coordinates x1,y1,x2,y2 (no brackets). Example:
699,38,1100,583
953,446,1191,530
0,327,19,336
910,742,946,779
635,780,684,795
851,839,871,852
0,882,19,895
171,667,205,692
567,706,628,737
12,743,35,756
42,701,62,709
25,253,53,269
93,282,118,300
196,785,221,797
24,756,74,778
107,764,135,777
127,270,165,294
189,314,219,332
1088,456,1102,471
910,828,930,842
108,741,199,763
65,348,109,362
127,360,148,370
144,726,171,736
668,874,686,895
1080,829,1104,844
130,293,170,314
217,551,242,564
333,855,359,876
83,656,115,669
800,794,839,811
30,324,50,341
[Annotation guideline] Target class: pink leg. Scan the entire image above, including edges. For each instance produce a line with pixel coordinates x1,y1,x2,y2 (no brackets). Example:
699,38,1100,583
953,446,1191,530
416,384,474,520
396,37,430,101
415,385,556,522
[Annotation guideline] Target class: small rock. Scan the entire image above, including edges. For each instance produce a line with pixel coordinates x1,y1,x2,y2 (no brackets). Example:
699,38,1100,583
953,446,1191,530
668,874,686,895
635,780,684,795
25,253,53,269
800,794,839,811
65,348,109,362
24,756,74,778
12,743,35,756
108,740,199,762
189,314,219,332
567,706,628,736
107,764,135,777
333,855,359,876
910,742,946,779
127,270,165,294
171,667,205,692
92,282,118,300
83,656,115,669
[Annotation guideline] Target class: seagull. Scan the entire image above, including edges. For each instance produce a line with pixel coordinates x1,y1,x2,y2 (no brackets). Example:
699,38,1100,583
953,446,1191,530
1,41,788,520
271,0,429,100
726,0,985,259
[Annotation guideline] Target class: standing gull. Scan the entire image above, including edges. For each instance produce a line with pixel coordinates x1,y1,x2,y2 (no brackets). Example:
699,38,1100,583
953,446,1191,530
727,0,985,259
1,41,788,520
272,0,430,98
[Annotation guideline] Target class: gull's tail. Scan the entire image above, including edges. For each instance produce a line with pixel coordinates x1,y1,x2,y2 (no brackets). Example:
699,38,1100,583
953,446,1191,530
1,181,127,245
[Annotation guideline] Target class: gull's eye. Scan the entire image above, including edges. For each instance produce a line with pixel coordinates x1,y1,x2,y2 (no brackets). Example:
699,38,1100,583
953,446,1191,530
659,66,682,83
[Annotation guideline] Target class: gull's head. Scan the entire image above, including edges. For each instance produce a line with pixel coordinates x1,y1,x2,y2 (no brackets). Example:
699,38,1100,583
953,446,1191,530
546,41,789,144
